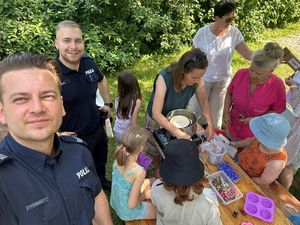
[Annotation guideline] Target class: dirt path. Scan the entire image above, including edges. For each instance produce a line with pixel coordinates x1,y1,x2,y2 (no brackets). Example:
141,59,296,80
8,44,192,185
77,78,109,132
277,31,300,54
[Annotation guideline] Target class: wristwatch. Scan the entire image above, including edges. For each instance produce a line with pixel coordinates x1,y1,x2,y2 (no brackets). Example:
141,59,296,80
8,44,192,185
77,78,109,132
104,102,113,108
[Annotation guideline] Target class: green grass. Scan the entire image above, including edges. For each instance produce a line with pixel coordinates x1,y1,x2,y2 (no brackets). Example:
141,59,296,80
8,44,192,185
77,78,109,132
106,20,300,224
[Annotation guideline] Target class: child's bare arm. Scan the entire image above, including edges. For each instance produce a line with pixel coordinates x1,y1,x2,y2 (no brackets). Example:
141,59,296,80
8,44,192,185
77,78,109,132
128,170,146,208
230,137,255,148
131,98,142,127
252,160,286,185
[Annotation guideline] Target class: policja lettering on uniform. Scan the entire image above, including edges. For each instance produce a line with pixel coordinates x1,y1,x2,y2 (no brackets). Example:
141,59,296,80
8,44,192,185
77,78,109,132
76,166,90,179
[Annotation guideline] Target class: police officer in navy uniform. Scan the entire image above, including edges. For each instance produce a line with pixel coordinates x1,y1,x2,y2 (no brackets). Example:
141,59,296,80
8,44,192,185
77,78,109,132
54,20,112,189
0,53,113,225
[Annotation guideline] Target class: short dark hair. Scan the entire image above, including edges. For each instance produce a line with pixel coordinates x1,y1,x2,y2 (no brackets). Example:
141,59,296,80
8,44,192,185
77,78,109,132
214,0,236,18
0,53,61,102
169,49,208,91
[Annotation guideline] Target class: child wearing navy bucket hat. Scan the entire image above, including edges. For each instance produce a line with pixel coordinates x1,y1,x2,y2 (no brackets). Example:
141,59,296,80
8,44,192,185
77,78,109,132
151,139,222,225
232,113,291,186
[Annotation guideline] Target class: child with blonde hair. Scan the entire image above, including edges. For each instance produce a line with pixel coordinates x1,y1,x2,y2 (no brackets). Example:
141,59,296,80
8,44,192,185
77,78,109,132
110,127,156,221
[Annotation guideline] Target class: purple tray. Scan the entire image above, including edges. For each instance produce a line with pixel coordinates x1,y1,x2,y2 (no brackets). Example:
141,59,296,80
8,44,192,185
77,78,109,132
244,192,275,223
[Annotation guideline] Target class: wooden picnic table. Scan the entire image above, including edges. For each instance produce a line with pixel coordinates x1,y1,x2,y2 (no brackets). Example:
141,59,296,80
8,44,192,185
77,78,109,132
201,152,293,225
126,125,294,225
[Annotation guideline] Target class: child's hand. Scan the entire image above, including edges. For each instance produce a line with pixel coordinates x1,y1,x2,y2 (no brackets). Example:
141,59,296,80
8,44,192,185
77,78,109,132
285,77,296,87
142,186,152,200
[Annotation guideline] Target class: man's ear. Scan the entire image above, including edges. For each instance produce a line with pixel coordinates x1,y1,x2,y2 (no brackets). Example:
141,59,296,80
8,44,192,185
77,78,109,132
61,96,66,117
54,39,59,50
0,103,7,125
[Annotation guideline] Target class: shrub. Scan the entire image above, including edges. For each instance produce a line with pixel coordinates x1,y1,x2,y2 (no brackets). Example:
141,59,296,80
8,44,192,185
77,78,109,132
0,0,299,73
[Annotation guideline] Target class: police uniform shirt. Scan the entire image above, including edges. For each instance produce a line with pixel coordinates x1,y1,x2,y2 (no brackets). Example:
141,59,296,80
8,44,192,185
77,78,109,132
0,134,102,225
57,54,104,136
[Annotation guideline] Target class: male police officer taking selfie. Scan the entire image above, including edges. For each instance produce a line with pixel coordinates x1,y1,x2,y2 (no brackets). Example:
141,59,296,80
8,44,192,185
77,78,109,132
0,53,113,225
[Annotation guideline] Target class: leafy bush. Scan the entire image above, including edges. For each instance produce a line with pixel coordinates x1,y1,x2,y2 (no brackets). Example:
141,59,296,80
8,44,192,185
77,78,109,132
0,0,299,73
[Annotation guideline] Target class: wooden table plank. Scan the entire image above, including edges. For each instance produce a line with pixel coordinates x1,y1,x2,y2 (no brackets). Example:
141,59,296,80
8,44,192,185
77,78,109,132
125,219,156,225
202,152,293,225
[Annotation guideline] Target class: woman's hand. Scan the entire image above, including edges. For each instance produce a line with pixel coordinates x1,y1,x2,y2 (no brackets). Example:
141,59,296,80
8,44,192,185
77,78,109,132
174,129,191,140
204,125,214,141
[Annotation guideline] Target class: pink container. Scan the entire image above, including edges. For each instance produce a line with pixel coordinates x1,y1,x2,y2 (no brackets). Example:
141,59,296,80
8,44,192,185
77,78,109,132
244,192,275,223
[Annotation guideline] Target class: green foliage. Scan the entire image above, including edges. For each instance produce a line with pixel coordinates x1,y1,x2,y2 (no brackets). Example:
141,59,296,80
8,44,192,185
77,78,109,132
0,0,300,73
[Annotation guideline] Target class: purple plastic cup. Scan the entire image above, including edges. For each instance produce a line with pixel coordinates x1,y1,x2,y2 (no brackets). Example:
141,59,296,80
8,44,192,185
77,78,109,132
244,192,275,222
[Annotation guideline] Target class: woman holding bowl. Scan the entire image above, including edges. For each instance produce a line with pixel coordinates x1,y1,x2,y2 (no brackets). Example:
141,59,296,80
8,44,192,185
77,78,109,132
145,49,214,140
223,42,286,140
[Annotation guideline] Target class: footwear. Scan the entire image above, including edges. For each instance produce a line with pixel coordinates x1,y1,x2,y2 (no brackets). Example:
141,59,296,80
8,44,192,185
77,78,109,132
101,179,112,190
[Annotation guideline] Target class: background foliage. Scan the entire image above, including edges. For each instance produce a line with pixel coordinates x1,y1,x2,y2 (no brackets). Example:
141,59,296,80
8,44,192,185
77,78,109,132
0,0,300,73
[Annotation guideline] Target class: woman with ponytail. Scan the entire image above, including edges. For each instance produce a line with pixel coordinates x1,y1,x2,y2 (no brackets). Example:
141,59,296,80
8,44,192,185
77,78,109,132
110,127,156,221
223,42,286,140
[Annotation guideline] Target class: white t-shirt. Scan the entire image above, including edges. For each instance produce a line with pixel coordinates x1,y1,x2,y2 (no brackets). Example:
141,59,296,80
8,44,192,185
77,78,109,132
193,24,244,82
151,179,222,225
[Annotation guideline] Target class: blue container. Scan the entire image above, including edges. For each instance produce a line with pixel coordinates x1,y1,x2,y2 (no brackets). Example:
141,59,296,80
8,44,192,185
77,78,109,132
218,162,240,183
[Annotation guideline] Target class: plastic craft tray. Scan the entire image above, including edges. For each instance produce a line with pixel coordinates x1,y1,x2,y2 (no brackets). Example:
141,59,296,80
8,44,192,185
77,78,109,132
218,162,240,183
207,171,243,206
244,192,275,223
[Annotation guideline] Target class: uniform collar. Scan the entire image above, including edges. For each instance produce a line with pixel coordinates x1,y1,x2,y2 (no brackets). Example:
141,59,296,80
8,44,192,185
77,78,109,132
5,134,62,172
56,57,83,75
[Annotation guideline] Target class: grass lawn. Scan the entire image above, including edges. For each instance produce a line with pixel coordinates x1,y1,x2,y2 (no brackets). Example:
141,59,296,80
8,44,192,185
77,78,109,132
105,20,300,224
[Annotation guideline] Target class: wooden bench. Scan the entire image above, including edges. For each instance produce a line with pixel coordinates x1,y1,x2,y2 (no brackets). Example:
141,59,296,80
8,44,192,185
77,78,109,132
125,219,156,225
260,180,300,217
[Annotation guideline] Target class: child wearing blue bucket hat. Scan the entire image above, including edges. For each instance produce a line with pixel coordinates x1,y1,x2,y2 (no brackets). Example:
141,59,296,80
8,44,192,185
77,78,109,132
232,113,291,186
151,139,222,225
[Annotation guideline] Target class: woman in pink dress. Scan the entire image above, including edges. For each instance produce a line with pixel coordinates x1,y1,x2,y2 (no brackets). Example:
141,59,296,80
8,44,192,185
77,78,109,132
223,42,286,140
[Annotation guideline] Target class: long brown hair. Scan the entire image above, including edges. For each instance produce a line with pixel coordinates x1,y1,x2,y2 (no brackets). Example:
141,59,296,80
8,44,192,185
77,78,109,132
117,71,142,119
169,49,208,91
163,178,205,206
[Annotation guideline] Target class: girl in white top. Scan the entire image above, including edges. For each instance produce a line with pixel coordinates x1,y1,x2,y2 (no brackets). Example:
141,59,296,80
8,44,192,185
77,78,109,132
188,0,252,129
113,71,142,143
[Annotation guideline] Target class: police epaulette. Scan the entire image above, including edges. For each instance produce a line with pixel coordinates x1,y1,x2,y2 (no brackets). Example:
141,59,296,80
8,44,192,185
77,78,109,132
82,53,93,59
60,136,87,146
0,153,11,165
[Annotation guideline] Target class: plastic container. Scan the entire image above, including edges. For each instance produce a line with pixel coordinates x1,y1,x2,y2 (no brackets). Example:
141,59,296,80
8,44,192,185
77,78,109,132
207,171,243,206
218,162,240,183
207,145,226,165
244,192,275,223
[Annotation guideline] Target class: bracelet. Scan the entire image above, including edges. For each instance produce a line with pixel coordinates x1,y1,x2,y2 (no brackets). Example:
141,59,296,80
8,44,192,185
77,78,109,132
291,84,298,89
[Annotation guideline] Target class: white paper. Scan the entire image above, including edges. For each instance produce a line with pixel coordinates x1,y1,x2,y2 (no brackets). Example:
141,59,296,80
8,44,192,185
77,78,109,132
105,118,114,138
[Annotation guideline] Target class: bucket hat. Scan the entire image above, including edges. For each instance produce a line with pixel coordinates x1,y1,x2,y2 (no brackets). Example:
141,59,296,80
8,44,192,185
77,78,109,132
249,113,291,150
160,139,204,186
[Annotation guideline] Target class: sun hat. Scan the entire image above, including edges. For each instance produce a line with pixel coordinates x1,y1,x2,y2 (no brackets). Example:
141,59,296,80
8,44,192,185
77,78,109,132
249,113,291,150
160,139,204,186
